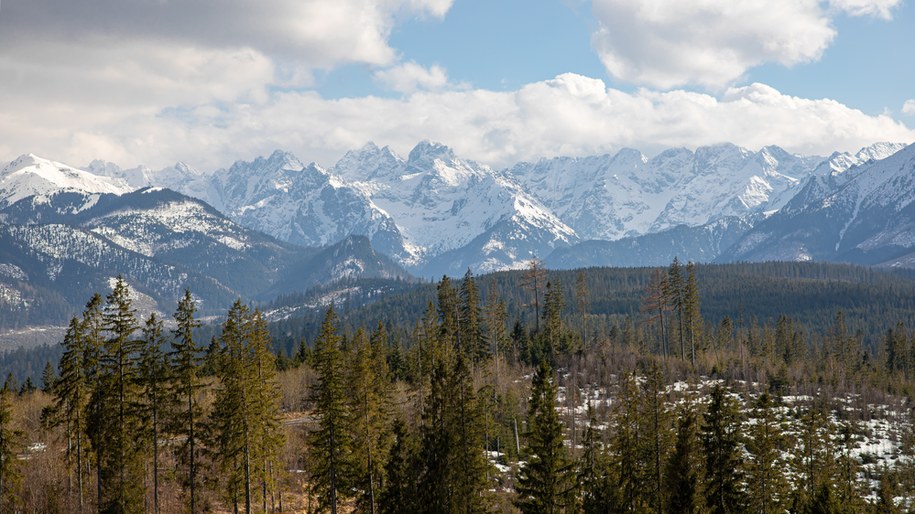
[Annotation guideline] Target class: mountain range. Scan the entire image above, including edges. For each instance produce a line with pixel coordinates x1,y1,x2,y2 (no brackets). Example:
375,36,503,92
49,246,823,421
1,140,913,338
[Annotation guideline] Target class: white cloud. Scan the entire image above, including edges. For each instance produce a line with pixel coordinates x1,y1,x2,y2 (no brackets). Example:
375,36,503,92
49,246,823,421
828,0,901,19
4,74,910,171
904,100,915,116
374,62,451,94
590,0,897,89
0,0,454,128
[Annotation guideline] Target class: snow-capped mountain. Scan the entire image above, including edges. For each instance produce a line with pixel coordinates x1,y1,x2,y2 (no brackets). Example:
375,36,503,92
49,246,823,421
721,143,915,266
333,141,577,271
505,143,821,241
0,162,415,333
0,154,130,208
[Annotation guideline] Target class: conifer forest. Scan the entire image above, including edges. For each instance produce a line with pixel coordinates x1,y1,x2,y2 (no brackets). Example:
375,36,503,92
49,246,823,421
4,260,915,513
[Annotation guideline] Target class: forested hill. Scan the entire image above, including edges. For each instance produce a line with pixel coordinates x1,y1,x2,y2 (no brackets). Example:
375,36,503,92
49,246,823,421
263,261,915,358
7,261,915,386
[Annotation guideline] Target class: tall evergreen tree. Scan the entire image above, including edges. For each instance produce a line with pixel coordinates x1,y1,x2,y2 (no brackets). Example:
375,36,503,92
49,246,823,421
248,309,284,513
608,373,647,512
91,276,145,513
701,384,745,514
139,314,171,514
684,262,701,366
447,353,488,513
171,289,203,513
744,393,789,514
459,269,487,362
640,365,672,513
379,419,417,514
308,306,354,514
348,328,393,514
520,258,547,333
665,258,686,360
578,407,613,514
0,383,22,511
53,316,90,511
515,360,576,514
665,399,702,514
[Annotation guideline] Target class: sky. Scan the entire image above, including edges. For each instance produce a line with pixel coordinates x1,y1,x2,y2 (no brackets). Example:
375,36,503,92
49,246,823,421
0,0,913,171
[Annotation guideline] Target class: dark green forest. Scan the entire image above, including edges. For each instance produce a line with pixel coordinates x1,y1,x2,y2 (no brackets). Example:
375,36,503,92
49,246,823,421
1,260,915,512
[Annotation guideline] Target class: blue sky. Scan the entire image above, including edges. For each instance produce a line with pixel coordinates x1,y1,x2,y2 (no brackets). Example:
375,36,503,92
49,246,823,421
0,0,912,170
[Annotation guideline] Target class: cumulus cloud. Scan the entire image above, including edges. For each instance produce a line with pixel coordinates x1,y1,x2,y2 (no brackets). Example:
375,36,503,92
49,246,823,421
0,0,454,124
590,0,898,89
374,62,453,94
904,100,915,116
4,74,910,171
828,0,901,19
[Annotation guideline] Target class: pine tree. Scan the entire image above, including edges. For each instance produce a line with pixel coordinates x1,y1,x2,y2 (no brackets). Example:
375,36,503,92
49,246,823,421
791,399,838,511
437,276,461,351
139,314,171,514
515,360,576,514
446,353,488,513
171,289,203,513
701,384,745,514
459,269,487,362
348,328,393,514
684,262,701,366
574,271,589,348
417,358,452,513
639,364,672,513
53,317,90,511
483,283,511,361
520,258,547,333
579,407,613,514
379,419,417,514
210,300,250,511
248,309,285,513
665,258,686,361
0,383,22,511
641,270,670,358
308,306,354,514
91,276,145,513
608,373,647,512
665,400,701,514
541,280,568,360
744,393,789,514
41,361,57,393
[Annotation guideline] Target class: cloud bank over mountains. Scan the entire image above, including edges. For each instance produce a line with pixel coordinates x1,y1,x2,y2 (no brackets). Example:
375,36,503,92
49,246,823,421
0,0,910,170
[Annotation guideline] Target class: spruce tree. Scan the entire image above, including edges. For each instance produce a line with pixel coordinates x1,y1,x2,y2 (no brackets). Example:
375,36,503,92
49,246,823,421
171,289,203,513
515,360,576,514
249,309,284,513
744,392,789,514
639,364,672,513
139,314,171,514
665,400,702,514
579,407,613,514
53,316,90,510
684,262,701,366
608,373,646,511
92,276,145,513
459,269,486,362
41,361,56,393
447,353,488,513
791,399,838,511
210,300,250,511
0,383,22,511
701,384,745,514
349,328,393,514
308,306,354,514
380,419,418,514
